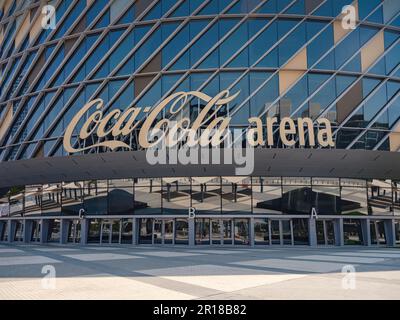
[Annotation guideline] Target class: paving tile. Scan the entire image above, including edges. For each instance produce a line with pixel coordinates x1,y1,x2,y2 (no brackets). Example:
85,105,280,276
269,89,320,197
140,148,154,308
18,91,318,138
290,254,385,264
63,253,142,262
232,258,350,273
137,264,305,292
0,256,61,266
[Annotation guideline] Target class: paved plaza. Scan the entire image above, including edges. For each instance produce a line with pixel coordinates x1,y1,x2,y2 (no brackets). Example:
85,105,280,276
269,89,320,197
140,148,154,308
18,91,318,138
0,244,399,299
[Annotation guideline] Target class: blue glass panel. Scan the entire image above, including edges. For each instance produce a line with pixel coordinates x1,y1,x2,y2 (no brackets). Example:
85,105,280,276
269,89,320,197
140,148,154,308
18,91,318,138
308,25,334,69
135,27,161,70
279,22,306,67
249,72,278,117
249,20,277,67
284,0,305,14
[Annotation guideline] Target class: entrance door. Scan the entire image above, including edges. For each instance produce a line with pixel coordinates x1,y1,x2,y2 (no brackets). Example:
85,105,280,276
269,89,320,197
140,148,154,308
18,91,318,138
211,219,221,245
31,220,40,242
271,220,281,245
370,220,386,245
67,220,81,243
164,219,174,244
317,220,336,245
111,220,121,244
223,219,233,245
153,219,162,244
100,220,112,244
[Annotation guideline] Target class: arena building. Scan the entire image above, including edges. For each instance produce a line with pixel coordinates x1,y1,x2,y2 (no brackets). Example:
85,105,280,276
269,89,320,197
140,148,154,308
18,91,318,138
0,0,400,247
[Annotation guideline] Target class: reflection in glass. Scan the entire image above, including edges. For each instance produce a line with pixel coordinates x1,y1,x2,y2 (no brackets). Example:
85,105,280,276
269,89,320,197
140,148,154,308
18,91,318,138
341,187,368,215
162,178,191,215
370,220,387,245
164,220,174,244
282,220,292,245
191,177,221,214
14,220,24,242
62,182,83,215
88,219,101,243
253,178,282,214
223,219,233,245
41,184,62,216
109,179,134,215
292,218,309,245
84,180,107,215
175,218,188,245
211,219,221,245
195,218,210,245
25,185,42,216
153,219,162,244
67,220,81,243
271,220,280,245
139,218,152,244
254,218,269,245
47,219,60,242
31,220,41,242
134,179,162,215
9,187,24,217
234,219,250,245
343,219,364,245
121,219,133,244
221,177,251,214
368,180,393,215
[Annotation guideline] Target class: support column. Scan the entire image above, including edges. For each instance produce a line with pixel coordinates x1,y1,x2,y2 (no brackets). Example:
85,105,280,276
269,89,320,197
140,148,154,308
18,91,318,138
308,218,317,247
8,220,16,243
23,220,33,243
250,217,255,247
361,219,371,246
60,219,69,244
132,218,138,245
384,219,396,247
80,219,89,245
188,218,195,247
40,219,49,244
334,218,344,246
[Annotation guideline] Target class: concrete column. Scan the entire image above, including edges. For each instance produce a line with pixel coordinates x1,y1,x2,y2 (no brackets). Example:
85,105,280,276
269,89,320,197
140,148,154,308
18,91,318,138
23,220,33,243
132,218,138,245
8,220,16,243
188,218,195,247
361,219,371,246
250,217,255,247
60,219,69,244
384,219,396,247
334,218,344,246
308,218,317,247
40,219,49,244
80,219,89,245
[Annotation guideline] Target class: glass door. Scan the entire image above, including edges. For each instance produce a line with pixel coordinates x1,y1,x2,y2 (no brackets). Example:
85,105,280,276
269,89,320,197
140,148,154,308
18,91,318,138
271,220,281,245
164,219,174,244
325,220,335,245
139,218,152,244
153,219,162,244
254,219,269,245
111,220,121,244
282,220,293,245
67,220,81,243
211,219,221,245
223,219,233,245
100,220,112,244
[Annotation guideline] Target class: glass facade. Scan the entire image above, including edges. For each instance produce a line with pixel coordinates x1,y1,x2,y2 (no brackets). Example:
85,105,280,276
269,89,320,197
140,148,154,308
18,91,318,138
0,1,400,247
